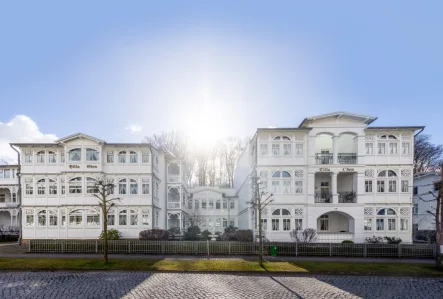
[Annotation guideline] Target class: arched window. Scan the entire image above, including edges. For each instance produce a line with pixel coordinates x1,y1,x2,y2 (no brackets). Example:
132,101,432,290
377,208,396,216
376,208,397,231
36,151,45,164
86,210,100,226
69,177,82,194
377,170,398,193
48,151,56,163
118,179,127,194
37,210,46,227
48,210,58,226
69,148,81,162
86,178,98,194
36,179,46,195
379,135,397,140
119,210,128,225
48,179,57,195
271,209,292,231
118,151,126,163
129,179,138,194
273,136,291,140
69,210,83,226
272,171,292,194
86,148,99,161
130,151,138,163
378,135,398,155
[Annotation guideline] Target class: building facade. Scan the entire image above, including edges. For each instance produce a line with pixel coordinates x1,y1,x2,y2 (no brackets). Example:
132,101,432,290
0,165,20,228
234,112,423,243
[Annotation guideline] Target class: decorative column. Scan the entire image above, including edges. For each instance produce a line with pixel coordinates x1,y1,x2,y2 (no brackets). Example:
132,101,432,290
332,135,338,164
331,173,338,203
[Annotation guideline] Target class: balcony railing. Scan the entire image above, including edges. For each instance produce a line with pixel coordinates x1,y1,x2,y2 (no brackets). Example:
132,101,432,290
0,202,18,208
168,176,181,183
315,153,333,165
167,202,180,209
314,192,333,203
338,153,357,164
317,233,354,243
338,192,357,203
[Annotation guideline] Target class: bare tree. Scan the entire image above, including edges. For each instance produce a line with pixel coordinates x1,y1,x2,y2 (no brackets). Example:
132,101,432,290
249,173,273,266
289,228,318,243
185,208,205,228
92,179,120,264
220,137,244,188
195,148,210,186
414,134,443,173
417,167,442,269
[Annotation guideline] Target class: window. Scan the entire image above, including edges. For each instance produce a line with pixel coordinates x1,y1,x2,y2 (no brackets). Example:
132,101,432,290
283,180,291,193
365,143,373,155
26,214,34,227
26,183,33,195
195,199,200,209
260,144,268,156
364,218,372,231
365,180,373,193
142,213,149,226
37,179,46,195
36,151,45,164
69,177,82,194
130,151,138,163
376,219,384,230
142,151,150,163
48,179,57,195
60,151,65,163
412,203,418,214
400,219,408,231
388,180,397,193
378,143,386,155
262,219,268,231
294,181,303,194
142,183,150,194
188,199,193,209
86,178,98,194
283,219,291,231
118,151,126,163
413,186,418,195
295,219,303,230
61,182,65,195
69,210,83,226
107,151,114,163
0,194,4,203
129,210,138,226
48,211,57,226
86,149,99,161
222,218,228,228
69,148,81,162
295,144,303,155
272,144,280,156
377,208,396,216
119,179,127,194
230,220,235,227
389,143,398,155
272,181,280,194
25,151,32,163
272,219,279,231
129,179,138,194
119,210,128,225
401,180,409,193
388,219,396,231
222,199,227,209
216,199,221,209
319,214,329,231
107,213,115,226
37,210,46,227
230,201,234,209
283,144,291,156
4,169,10,179
48,151,56,163
202,199,207,209
208,199,214,209
402,142,410,154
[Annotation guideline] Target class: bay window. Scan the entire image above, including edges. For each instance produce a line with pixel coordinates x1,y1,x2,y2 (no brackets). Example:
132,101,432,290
86,178,98,194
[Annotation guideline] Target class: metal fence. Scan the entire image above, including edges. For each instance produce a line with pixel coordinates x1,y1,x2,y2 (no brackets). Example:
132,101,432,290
28,240,436,258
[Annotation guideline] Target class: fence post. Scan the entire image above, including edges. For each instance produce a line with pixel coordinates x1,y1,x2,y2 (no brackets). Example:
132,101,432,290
95,240,98,254
161,241,165,254
363,243,367,258
207,240,210,256
61,240,65,253
433,244,437,259
128,241,131,254
295,242,298,257
195,242,198,255
28,240,31,252
398,244,401,258
228,242,231,255
329,243,332,257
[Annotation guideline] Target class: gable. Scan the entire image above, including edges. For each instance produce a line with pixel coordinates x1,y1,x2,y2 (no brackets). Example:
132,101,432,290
299,112,377,128
56,133,105,145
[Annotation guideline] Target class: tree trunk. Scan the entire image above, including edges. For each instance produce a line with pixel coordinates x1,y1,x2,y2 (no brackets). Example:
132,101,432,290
103,194,108,264
436,166,442,269
257,188,263,267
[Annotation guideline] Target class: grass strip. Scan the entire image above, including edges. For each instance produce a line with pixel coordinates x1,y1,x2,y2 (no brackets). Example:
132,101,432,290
0,258,442,276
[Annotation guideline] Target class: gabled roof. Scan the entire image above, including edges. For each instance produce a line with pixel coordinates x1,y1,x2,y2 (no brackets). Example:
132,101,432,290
414,172,441,180
366,126,425,131
55,133,105,144
299,111,378,127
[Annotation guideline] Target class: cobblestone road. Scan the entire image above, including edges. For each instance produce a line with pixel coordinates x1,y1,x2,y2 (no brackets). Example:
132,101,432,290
0,272,442,299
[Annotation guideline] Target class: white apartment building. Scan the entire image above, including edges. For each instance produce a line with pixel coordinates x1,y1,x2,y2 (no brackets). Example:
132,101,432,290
234,112,423,243
11,133,192,239
413,172,440,232
0,165,20,227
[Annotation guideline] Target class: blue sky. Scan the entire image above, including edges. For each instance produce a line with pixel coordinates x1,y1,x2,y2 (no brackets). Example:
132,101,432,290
0,1,442,158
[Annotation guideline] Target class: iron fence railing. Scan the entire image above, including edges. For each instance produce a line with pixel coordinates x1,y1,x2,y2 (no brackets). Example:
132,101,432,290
338,192,357,203
28,240,436,258
314,192,333,203
337,153,357,164
315,153,333,165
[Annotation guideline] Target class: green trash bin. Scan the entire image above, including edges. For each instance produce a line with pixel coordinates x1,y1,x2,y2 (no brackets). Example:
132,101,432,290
271,246,277,257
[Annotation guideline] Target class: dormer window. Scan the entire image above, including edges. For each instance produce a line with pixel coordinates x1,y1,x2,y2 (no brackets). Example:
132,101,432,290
86,148,99,161
69,148,82,162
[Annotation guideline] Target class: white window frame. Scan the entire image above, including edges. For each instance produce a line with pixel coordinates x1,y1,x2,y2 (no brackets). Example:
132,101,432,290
260,144,268,156
402,142,410,155
365,180,373,193
295,144,303,156
365,143,374,155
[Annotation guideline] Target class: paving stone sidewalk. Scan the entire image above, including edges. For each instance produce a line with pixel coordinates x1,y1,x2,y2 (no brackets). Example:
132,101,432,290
0,272,442,299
